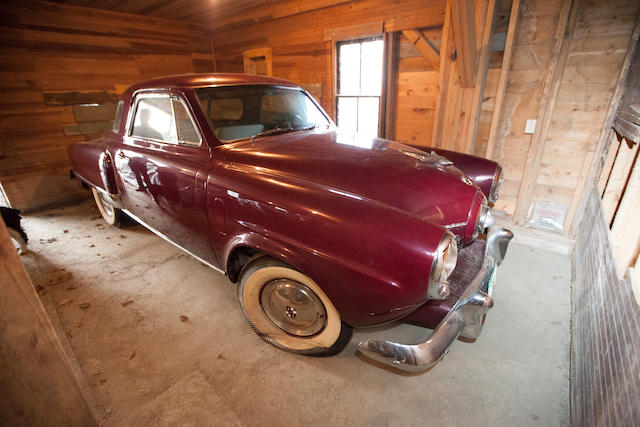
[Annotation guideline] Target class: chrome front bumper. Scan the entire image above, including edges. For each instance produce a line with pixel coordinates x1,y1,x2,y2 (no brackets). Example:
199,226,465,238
357,226,514,372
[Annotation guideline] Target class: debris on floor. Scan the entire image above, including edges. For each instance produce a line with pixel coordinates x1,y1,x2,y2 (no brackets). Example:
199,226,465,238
79,302,90,310
179,315,189,323
59,298,73,306
120,297,134,306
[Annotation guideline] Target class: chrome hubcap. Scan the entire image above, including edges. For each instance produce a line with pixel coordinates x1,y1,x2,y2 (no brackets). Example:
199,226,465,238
260,279,326,337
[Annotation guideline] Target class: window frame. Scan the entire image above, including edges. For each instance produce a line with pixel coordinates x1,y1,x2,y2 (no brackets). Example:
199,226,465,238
335,36,384,138
126,92,203,147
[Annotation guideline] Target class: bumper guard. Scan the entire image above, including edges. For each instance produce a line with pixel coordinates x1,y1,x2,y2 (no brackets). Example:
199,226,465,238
357,226,513,371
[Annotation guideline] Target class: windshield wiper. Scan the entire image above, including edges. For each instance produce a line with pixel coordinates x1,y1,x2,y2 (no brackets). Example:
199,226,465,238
250,124,331,143
251,127,295,142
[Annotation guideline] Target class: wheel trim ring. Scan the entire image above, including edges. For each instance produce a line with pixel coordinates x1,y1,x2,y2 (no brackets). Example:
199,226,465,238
260,278,327,337
240,265,342,352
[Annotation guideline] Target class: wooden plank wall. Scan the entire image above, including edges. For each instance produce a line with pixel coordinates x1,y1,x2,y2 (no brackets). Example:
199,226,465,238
0,216,96,424
211,0,446,121
0,1,215,212
488,0,640,230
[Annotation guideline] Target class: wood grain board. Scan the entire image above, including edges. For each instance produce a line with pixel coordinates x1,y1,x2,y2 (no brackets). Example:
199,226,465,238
0,1,215,211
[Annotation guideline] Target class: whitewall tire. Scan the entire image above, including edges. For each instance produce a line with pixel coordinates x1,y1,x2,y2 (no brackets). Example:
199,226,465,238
92,187,124,227
238,256,353,356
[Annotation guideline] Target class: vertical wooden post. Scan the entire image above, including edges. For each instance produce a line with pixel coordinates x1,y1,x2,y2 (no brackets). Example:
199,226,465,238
432,2,454,147
451,0,477,88
485,0,521,160
381,31,397,140
463,0,497,154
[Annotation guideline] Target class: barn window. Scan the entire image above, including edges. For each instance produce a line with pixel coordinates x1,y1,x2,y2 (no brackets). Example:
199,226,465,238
336,37,384,140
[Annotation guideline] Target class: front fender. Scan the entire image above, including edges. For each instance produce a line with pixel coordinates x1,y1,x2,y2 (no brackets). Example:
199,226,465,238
213,164,448,327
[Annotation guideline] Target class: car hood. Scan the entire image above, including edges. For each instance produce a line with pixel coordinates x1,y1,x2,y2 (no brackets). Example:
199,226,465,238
222,129,482,235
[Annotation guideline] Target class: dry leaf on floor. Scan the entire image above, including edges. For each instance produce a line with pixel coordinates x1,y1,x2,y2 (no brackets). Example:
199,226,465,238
127,352,136,360
120,297,134,306
79,302,90,310
63,229,69,233
36,285,47,296
119,235,126,239
59,298,73,306
47,238,57,243
47,269,72,286
179,315,189,323
89,244,95,248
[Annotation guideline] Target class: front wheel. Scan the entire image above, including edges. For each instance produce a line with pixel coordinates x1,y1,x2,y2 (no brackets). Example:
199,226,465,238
238,256,353,356
92,188,124,227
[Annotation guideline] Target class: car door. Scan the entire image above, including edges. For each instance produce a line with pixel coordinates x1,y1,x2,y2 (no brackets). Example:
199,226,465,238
114,91,216,264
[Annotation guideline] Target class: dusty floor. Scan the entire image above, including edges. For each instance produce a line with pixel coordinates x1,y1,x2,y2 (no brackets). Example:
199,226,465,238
20,200,571,426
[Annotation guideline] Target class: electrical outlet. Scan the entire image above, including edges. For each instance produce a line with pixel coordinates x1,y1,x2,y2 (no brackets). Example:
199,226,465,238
525,119,537,134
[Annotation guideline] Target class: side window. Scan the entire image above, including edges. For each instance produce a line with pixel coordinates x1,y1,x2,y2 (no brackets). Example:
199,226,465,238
112,101,123,133
171,99,201,145
131,97,177,143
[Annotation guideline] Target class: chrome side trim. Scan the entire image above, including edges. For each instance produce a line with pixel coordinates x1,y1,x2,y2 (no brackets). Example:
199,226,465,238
122,209,225,275
357,226,514,372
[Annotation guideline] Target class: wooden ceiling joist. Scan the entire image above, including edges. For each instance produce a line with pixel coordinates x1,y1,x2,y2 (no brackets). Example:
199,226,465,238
402,29,441,70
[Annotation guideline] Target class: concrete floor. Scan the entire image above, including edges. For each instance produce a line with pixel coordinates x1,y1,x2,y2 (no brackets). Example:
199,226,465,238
21,200,571,426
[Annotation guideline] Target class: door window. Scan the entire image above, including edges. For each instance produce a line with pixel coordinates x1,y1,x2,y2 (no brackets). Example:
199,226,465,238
130,95,201,146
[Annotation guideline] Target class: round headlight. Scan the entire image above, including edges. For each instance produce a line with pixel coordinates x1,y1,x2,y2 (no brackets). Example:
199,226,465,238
473,197,495,239
428,232,458,300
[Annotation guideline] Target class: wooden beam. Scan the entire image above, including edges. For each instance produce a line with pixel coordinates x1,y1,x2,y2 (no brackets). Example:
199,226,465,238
432,2,454,147
451,0,477,88
513,0,581,225
402,29,441,70
485,0,521,160
463,0,497,154
381,31,398,140
273,0,351,19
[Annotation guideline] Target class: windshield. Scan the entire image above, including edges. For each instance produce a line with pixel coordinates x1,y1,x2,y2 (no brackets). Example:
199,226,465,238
195,85,331,142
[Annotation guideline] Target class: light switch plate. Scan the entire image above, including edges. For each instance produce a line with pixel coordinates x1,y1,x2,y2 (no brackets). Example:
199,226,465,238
525,119,537,134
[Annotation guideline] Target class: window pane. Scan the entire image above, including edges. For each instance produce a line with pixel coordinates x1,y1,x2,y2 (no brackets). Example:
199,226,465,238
172,99,201,145
195,86,330,142
131,97,176,143
337,97,357,136
357,97,379,139
360,40,384,95
209,98,243,120
338,43,360,95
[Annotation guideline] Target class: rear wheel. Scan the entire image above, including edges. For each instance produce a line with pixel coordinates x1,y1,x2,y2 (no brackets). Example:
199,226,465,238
92,188,124,227
238,256,353,356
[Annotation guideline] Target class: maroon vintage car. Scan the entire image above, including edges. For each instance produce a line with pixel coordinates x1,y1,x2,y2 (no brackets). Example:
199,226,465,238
69,73,513,371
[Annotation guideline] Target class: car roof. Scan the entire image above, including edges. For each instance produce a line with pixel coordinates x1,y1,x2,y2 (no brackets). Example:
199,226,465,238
126,73,300,94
